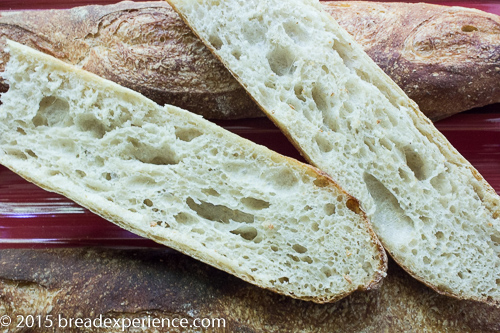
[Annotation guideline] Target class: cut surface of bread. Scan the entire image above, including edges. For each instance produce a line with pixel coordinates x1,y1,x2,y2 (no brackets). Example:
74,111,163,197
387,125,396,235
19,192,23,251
166,0,500,305
0,40,387,303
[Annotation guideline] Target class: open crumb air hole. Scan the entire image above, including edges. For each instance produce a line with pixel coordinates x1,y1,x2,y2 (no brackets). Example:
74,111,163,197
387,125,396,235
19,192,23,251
230,226,258,241
186,197,255,224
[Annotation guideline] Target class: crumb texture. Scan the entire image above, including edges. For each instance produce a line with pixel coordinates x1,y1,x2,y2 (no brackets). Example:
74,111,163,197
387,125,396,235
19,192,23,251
167,0,500,304
0,41,386,302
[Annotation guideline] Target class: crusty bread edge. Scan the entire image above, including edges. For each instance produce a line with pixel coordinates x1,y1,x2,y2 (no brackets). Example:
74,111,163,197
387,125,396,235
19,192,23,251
1,39,388,303
165,0,500,307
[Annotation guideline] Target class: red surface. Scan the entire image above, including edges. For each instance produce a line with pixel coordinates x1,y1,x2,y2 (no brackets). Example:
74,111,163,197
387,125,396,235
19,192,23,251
0,1,499,248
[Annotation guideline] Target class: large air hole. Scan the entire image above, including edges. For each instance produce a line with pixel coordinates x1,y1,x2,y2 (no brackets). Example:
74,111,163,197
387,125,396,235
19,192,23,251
267,44,295,76
75,170,86,178
312,84,328,113
313,177,329,188
294,84,306,102
76,113,106,138
321,266,332,278
292,244,307,253
186,197,254,224
149,156,178,165
128,175,156,186
25,149,37,158
132,154,179,165
208,34,223,50
364,173,415,246
491,234,500,246
33,96,72,127
129,140,180,165
314,133,334,153
240,197,270,210
230,226,258,241
433,231,444,240
278,277,289,284
362,261,373,274
324,203,336,216
302,256,313,264
403,146,428,180
363,137,376,154
272,169,299,189
231,48,242,60
430,172,449,194
175,127,202,142
174,212,196,225
202,188,220,197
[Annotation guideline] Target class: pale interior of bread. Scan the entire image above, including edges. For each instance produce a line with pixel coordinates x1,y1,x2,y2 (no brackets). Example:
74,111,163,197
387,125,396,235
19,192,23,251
166,0,500,305
0,40,387,303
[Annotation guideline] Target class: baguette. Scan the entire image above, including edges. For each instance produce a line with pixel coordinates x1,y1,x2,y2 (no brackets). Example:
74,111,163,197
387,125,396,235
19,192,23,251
1,247,499,333
0,1,499,120
0,40,387,303
166,0,500,306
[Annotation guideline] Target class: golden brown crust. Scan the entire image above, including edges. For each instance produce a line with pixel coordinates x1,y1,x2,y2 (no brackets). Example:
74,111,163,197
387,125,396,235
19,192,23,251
0,248,498,332
0,1,499,120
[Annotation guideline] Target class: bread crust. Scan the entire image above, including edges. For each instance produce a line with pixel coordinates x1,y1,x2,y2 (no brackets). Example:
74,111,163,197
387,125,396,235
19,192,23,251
0,1,499,120
0,248,499,332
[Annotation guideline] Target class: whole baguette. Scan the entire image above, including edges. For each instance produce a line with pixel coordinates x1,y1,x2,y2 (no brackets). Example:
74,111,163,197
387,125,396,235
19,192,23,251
0,1,499,120
1,247,499,333
166,0,500,306
0,40,387,303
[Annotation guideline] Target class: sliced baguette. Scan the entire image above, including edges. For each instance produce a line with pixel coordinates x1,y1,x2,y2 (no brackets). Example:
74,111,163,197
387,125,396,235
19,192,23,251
166,0,500,305
0,40,387,303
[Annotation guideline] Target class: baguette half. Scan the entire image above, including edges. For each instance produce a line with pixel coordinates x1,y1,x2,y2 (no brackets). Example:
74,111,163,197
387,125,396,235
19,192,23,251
0,40,387,303
166,0,500,305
